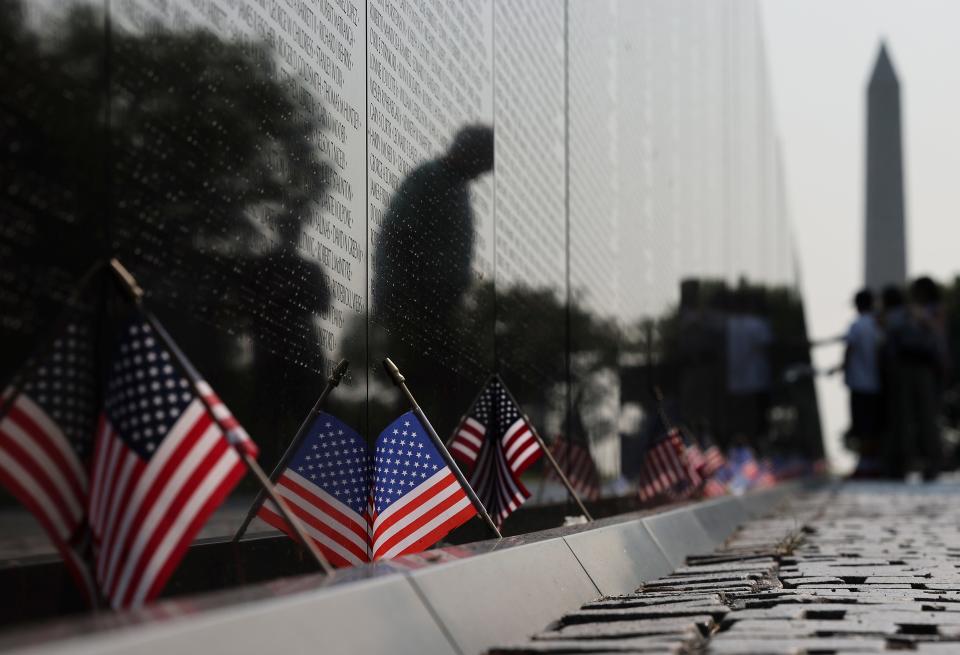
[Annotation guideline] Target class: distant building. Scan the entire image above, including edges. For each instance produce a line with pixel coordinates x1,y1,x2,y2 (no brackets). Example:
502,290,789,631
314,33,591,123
865,43,907,291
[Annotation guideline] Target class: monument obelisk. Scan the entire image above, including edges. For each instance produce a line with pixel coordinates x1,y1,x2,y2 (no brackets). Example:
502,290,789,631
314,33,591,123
865,43,906,290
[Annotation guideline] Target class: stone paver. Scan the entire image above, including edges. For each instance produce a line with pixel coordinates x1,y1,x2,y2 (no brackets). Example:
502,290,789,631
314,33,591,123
488,486,960,653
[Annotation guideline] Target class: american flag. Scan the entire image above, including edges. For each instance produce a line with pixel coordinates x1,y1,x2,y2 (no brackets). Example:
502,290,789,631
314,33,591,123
88,314,257,609
637,428,701,504
702,476,729,498
702,444,727,478
683,434,728,498
0,318,98,600
726,446,765,493
685,441,707,474
546,437,600,501
257,412,369,568
370,411,475,560
449,379,543,526
756,458,778,489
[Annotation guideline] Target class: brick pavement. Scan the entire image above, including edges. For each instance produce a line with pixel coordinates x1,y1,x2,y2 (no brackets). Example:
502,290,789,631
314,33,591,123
490,486,960,654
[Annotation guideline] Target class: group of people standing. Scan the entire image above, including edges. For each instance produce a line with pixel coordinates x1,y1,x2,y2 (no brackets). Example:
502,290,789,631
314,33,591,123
841,277,951,479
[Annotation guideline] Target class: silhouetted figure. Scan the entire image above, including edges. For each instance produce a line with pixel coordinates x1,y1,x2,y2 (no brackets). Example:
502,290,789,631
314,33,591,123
843,289,883,476
882,284,943,479
676,279,725,440
913,276,952,384
373,125,494,327
725,289,773,450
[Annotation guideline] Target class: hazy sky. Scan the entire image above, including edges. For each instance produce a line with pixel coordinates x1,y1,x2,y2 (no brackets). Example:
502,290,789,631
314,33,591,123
761,0,960,468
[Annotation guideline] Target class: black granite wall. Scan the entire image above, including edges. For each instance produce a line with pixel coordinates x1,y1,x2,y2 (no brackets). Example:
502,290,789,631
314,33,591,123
0,0,821,524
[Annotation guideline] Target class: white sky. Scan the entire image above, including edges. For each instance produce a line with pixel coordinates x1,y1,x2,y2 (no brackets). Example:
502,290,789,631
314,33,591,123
761,0,960,469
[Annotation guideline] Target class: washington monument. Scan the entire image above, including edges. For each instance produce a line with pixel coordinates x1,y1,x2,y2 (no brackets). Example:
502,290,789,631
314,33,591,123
865,43,907,290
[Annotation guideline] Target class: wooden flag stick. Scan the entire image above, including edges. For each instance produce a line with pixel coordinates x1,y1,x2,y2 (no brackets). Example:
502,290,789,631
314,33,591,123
108,259,334,575
494,375,593,521
383,358,502,539
232,359,350,543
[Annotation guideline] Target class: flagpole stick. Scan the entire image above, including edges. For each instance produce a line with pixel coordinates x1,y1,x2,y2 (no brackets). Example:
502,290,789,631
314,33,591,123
383,358,502,539
495,375,593,521
107,259,334,575
232,359,350,543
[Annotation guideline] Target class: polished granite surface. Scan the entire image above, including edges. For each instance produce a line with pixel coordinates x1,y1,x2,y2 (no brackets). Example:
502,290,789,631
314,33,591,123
0,0,819,622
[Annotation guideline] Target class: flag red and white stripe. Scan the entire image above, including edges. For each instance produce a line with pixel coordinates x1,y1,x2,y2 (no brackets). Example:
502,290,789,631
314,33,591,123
370,467,474,560
546,437,600,500
637,429,701,503
254,411,371,568
470,434,531,525
0,392,96,598
450,417,484,467
0,320,99,601
370,411,475,559
702,445,726,478
258,470,370,567
89,319,255,609
449,379,543,526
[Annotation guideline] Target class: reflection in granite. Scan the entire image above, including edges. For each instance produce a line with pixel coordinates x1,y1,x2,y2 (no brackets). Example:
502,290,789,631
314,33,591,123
374,125,493,327
0,1,108,377
0,0,821,624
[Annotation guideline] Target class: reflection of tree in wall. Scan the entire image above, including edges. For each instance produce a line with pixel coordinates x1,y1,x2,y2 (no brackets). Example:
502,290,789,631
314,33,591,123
0,3,333,474
0,3,108,378
2,3,331,340
111,15,331,355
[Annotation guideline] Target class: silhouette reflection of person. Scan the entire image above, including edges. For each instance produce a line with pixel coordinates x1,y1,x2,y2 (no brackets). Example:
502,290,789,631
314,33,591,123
373,125,494,328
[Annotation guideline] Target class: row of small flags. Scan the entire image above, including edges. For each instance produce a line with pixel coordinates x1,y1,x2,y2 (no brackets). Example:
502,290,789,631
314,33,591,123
634,426,814,506
257,410,476,566
0,260,803,611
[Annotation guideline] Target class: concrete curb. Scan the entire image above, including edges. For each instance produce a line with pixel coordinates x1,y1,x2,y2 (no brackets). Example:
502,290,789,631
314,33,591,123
0,482,809,655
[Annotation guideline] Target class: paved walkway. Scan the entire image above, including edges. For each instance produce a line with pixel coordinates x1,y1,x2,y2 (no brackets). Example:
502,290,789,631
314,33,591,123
491,483,960,654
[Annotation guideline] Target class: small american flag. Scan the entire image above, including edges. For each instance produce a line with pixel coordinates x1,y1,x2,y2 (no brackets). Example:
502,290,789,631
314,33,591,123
726,446,767,493
260,411,477,564
449,379,543,526
702,444,727,478
756,458,778,489
685,441,707,474
370,411,476,560
637,428,701,504
682,432,728,499
702,477,729,498
0,318,98,600
257,412,369,568
89,313,257,609
546,437,600,500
